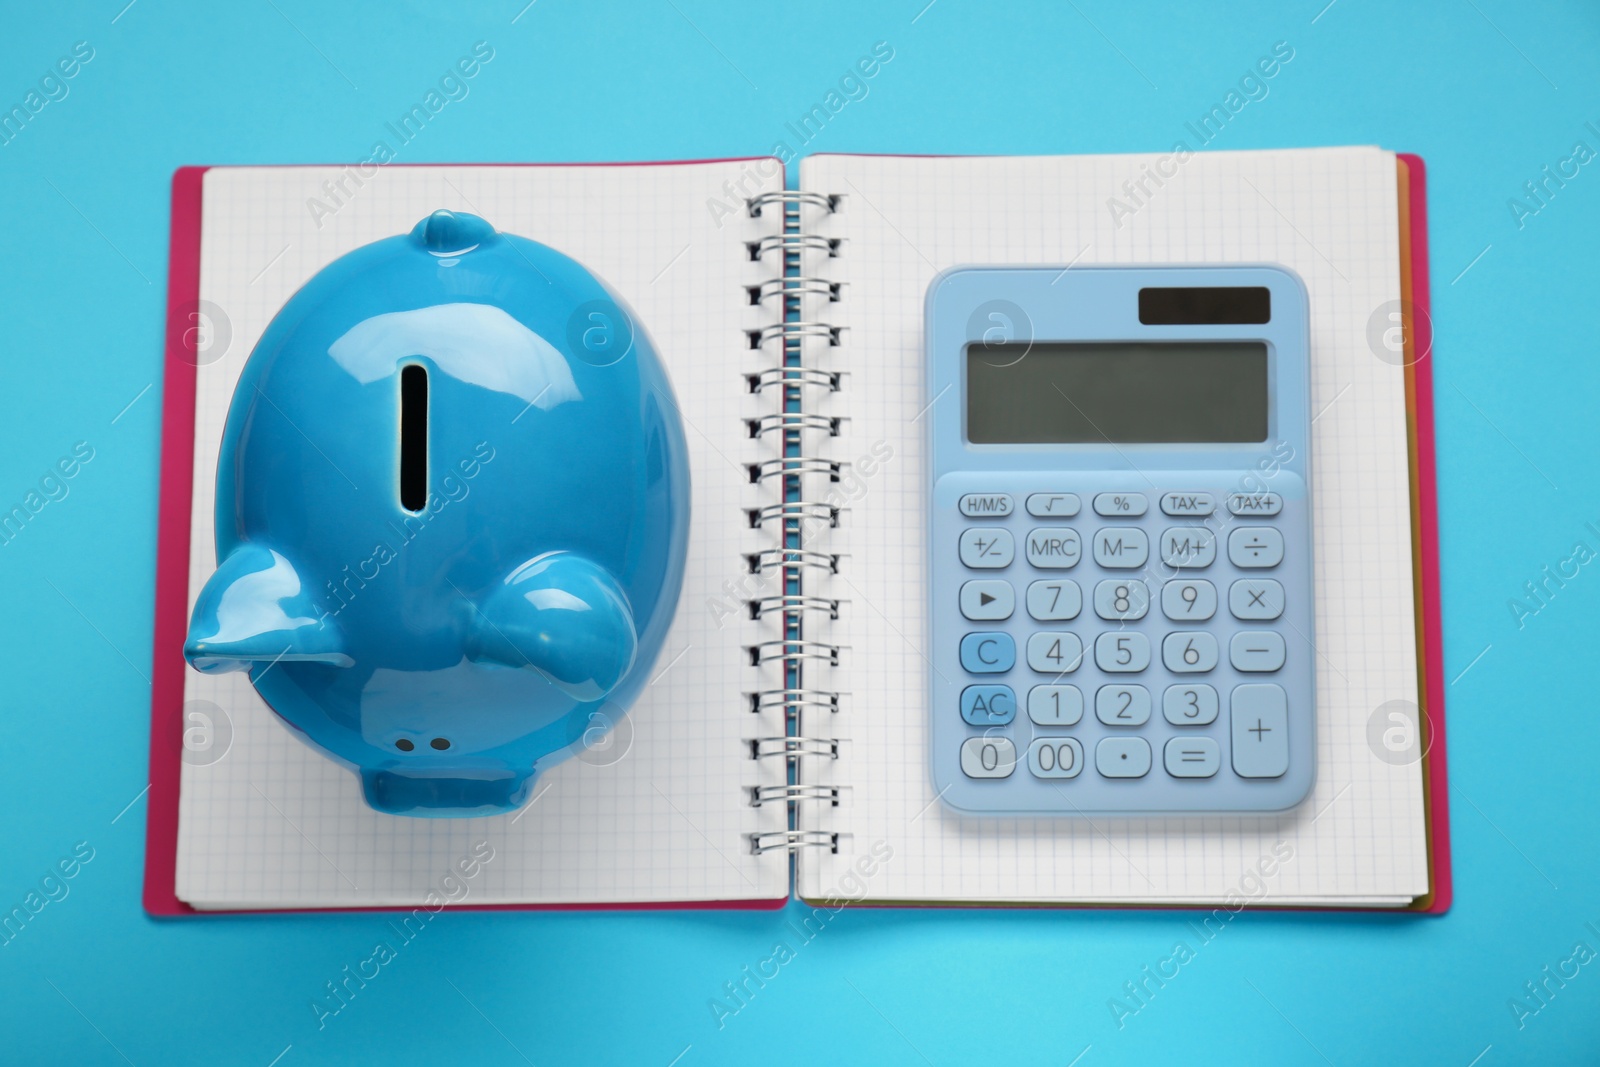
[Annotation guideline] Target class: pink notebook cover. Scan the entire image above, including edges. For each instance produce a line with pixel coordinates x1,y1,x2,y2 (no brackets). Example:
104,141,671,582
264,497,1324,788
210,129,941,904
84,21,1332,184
1399,153,1451,915
144,156,1449,916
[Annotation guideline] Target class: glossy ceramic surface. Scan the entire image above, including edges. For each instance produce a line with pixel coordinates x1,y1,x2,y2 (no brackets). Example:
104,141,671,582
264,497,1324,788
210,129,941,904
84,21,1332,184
183,210,690,816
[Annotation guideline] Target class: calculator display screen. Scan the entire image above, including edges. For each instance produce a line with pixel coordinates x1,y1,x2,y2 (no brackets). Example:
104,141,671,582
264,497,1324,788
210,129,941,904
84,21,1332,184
965,341,1269,444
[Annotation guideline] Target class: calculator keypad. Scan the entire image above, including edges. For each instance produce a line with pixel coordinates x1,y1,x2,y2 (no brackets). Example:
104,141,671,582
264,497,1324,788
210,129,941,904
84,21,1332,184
960,684,1016,725
1028,736,1084,778
1026,580,1081,621
1230,631,1286,672
1163,683,1219,725
1028,684,1082,725
1026,632,1083,673
1027,493,1080,518
1026,529,1082,568
1229,579,1283,620
1159,527,1217,568
1161,492,1215,517
1227,527,1284,568
1164,737,1221,778
1094,492,1148,517
960,736,1017,778
1092,528,1149,568
1095,684,1150,725
1093,579,1149,621
1230,684,1289,777
960,580,1015,621
1162,631,1219,673
1162,579,1216,621
959,632,1014,673
1096,737,1152,777
937,475,1312,814
1094,632,1150,672
959,528,1014,568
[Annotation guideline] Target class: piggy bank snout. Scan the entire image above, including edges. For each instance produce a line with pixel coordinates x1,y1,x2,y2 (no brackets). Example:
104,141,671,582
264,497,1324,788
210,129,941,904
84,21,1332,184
361,767,533,817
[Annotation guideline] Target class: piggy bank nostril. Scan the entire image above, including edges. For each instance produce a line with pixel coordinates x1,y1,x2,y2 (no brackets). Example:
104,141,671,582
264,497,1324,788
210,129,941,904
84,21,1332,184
430,738,450,751
395,739,415,752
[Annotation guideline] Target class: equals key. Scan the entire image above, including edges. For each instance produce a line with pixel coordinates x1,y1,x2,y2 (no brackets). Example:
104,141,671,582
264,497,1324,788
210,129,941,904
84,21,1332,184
1164,737,1219,778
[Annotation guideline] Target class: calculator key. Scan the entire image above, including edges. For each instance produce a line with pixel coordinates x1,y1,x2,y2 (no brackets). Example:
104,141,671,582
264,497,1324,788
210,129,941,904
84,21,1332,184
960,684,1016,725
1230,631,1286,672
1164,737,1221,778
1027,737,1084,779
1025,528,1082,569
1227,492,1283,517
1231,684,1289,778
1026,493,1080,518
1162,631,1219,673
1028,684,1083,725
960,632,1015,673
1093,579,1149,621
1095,684,1150,725
961,736,1018,779
1227,527,1284,568
960,580,1015,621
1161,579,1217,621
1163,683,1219,725
960,528,1014,568
1160,492,1215,517
1229,579,1284,620
958,493,1013,518
1027,580,1082,621
1094,493,1147,517
1094,632,1150,672
1159,527,1217,569
1092,528,1149,568
1027,632,1083,674
1096,737,1152,778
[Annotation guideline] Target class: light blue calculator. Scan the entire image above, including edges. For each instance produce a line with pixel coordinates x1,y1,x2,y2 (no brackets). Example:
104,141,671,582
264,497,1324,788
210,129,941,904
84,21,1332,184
926,266,1315,816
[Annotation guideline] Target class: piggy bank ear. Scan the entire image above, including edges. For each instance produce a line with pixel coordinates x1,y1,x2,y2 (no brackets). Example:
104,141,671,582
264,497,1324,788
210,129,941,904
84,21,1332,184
184,544,351,674
465,552,638,702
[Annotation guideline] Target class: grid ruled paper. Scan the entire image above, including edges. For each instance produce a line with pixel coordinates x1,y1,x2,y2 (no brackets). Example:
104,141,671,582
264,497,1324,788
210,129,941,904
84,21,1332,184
797,149,1429,905
176,162,789,909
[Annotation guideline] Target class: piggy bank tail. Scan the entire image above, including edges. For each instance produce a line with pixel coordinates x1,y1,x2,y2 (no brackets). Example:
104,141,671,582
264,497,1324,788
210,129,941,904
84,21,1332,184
184,544,351,674
463,552,637,702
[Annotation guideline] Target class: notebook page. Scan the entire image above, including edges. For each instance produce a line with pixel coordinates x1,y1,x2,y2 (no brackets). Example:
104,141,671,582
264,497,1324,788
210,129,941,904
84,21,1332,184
176,161,788,908
797,149,1429,904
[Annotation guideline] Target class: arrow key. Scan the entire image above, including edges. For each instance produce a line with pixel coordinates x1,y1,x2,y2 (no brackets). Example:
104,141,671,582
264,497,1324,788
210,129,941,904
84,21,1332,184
960,579,1015,621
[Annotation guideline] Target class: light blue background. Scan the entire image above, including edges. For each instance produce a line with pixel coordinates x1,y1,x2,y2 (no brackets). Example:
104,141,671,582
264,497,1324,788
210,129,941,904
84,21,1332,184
2,1,1597,1063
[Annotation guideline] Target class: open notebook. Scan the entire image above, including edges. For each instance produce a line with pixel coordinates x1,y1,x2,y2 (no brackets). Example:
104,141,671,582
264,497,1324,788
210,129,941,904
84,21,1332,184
146,149,1448,913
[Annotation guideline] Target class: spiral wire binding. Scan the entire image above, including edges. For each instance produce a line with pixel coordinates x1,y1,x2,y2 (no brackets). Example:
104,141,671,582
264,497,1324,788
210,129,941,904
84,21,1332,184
749,784,840,808
744,187,843,858
749,830,839,856
746,365,840,395
748,594,840,621
745,547,838,576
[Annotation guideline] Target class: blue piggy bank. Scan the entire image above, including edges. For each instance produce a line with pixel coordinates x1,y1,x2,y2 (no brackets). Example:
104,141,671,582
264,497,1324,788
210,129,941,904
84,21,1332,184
184,210,690,817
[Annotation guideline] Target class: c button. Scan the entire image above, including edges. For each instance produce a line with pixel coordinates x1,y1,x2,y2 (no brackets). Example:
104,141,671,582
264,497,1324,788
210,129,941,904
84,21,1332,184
960,632,1016,673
